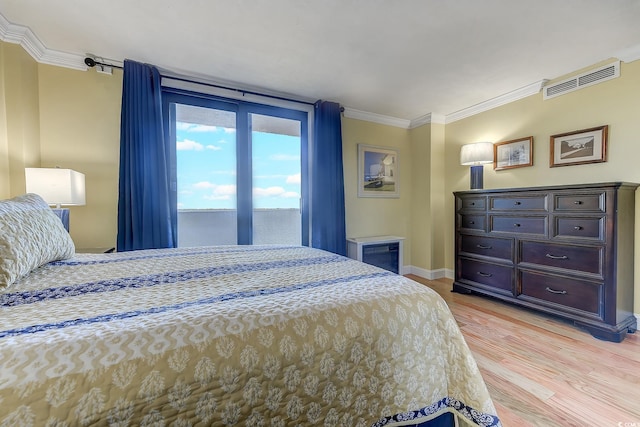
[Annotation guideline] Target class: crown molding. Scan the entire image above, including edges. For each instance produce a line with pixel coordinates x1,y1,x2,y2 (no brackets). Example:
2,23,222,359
342,107,411,129
445,80,547,124
410,113,446,128
615,44,640,63
0,12,86,70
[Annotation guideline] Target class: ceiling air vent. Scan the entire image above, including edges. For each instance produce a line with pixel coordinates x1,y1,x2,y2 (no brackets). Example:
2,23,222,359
543,61,620,100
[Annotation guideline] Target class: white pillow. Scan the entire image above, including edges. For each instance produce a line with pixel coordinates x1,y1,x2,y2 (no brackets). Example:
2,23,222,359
0,193,75,287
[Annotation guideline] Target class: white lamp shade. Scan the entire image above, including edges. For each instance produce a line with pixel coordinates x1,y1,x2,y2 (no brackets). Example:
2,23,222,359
460,142,494,165
25,168,86,206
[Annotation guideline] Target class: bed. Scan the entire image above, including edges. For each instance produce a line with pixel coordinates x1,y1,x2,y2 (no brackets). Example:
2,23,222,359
0,194,501,426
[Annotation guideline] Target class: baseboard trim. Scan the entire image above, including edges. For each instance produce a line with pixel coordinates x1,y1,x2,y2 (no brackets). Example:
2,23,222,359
405,266,451,280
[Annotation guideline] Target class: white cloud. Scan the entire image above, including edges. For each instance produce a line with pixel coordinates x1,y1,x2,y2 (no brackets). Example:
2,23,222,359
193,181,216,189
286,173,301,184
253,187,300,199
223,128,236,134
206,145,222,151
212,184,237,196
177,139,204,151
270,154,300,161
195,182,237,200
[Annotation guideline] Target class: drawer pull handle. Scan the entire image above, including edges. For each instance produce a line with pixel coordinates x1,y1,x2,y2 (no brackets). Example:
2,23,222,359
477,244,492,249
514,223,521,227
545,253,568,260
468,221,475,225
574,226,583,230
477,271,493,277
470,202,475,206
515,201,521,205
545,286,567,295
574,200,583,205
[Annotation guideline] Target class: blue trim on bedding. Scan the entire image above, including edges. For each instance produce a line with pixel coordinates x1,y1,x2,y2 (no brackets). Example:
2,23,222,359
0,271,393,338
53,245,296,266
2,254,350,308
373,397,501,427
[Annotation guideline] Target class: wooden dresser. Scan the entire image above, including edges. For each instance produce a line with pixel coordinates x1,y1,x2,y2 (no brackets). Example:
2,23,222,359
453,182,638,342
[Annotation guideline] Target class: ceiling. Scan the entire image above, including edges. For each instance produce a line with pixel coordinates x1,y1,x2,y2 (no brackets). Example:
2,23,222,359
1,0,640,123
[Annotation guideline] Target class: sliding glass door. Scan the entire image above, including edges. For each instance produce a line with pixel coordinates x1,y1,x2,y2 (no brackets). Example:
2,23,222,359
163,90,308,246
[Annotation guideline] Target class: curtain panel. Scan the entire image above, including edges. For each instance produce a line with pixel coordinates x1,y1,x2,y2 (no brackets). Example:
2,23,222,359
311,100,347,256
117,60,176,252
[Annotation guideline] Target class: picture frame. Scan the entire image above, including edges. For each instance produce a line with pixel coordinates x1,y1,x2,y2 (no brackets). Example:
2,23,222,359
550,125,608,167
357,144,399,198
493,136,534,171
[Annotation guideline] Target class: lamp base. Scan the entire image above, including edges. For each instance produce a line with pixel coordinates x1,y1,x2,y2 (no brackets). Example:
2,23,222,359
51,208,70,232
470,165,484,190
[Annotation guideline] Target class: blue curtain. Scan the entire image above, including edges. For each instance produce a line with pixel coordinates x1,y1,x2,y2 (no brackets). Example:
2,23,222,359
311,100,346,256
117,60,176,252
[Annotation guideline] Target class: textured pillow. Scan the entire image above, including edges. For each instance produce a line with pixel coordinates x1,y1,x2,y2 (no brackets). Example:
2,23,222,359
0,193,75,287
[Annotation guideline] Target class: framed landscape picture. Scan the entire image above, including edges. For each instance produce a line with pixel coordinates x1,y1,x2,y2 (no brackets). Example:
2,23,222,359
357,144,399,198
550,125,608,167
493,136,533,171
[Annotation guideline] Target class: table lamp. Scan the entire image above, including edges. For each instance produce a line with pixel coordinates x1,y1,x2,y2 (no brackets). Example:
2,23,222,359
25,167,86,231
460,142,493,189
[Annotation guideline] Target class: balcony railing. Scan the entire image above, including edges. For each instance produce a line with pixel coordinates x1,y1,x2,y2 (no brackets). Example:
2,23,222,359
178,209,301,247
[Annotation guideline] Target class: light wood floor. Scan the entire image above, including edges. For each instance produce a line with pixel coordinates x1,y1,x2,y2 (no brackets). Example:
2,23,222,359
406,275,640,427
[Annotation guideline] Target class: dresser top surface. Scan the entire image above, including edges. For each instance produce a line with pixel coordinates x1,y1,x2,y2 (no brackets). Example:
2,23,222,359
454,182,639,196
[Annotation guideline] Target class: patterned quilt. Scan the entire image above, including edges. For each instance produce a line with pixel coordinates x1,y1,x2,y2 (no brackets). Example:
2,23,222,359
0,245,501,426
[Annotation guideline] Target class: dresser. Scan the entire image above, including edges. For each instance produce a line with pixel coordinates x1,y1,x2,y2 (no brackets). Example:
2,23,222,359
453,182,638,342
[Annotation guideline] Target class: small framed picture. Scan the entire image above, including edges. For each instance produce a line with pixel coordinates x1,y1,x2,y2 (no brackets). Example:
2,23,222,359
493,136,533,171
357,144,399,198
550,125,608,167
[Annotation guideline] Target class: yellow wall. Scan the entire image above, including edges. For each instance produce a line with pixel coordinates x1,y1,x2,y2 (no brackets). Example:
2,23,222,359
342,118,413,266
37,64,122,249
444,60,640,312
0,42,40,198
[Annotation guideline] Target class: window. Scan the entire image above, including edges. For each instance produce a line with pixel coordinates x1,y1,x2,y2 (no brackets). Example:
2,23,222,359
163,89,309,246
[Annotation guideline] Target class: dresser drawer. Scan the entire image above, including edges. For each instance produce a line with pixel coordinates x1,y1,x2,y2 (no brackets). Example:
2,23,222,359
459,214,485,231
490,215,547,235
490,195,548,211
459,258,513,293
554,216,604,240
460,234,513,260
520,241,603,276
554,193,605,212
519,270,602,317
459,197,485,210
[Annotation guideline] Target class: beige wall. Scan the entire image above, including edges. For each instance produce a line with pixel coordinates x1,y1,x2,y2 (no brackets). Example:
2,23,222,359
444,60,640,313
37,64,123,249
0,42,41,198
342,118,413,266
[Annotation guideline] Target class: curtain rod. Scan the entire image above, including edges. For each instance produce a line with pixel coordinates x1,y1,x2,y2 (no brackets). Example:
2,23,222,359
84,57,330,108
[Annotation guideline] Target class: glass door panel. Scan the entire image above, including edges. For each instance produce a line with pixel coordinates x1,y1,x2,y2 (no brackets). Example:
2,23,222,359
251,113,302,245
174,104,238,246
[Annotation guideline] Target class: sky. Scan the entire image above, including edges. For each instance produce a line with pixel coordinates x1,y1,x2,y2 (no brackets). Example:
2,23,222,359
176,122,301,210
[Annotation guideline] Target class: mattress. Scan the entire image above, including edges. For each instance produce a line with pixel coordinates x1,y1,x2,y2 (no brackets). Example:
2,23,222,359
0,245,501,426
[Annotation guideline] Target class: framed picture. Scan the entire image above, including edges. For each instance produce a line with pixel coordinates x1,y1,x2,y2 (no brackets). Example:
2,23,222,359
357,144,399,198
550,125,608,167
493,136,534,171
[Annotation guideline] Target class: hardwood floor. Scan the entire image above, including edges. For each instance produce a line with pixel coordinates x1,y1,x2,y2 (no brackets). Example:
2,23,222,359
406,275,640,427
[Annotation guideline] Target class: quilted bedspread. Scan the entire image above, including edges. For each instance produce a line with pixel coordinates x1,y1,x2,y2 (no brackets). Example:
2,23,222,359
0,245,500,426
